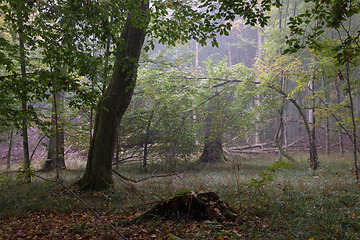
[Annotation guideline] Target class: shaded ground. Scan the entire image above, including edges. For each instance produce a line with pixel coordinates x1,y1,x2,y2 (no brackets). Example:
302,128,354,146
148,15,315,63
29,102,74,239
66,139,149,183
1,154,359,239
0,211,247,239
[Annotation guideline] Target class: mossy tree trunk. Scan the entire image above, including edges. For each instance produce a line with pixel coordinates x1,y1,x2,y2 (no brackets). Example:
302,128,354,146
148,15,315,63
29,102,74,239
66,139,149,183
77,1,150,191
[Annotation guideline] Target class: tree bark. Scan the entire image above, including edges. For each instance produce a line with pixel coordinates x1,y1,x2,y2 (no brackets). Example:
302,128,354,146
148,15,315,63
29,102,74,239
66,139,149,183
321,76,331,155
199,94,226,163
344,64,359,183
7,130,14,170
77,2,150,190
254,28,262,145
308,78,318,170
18,7,31,183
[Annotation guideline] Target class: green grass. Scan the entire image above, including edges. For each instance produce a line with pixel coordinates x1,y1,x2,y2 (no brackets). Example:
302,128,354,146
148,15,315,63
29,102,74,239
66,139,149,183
0,153,359,239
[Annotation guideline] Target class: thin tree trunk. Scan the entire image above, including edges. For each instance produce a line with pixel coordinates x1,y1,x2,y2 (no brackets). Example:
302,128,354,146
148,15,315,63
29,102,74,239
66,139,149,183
115,135,120,167
195,42,199,71
143,110,154,172
78,1,150,190
344,64,359,182
254,28,262,145
325,117,330,155
334,76,345,156
321,76,331,155
308,58,318,170
18,8,31,183
282,72,288,148
267,85,318,169
276,110,284,160
7,130,14,170
42,88,65,171
227,43,232,66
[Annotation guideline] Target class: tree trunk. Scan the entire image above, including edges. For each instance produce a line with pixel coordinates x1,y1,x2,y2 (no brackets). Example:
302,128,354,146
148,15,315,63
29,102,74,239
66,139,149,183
195,42,199,71
199,135,226,163
114,135,120,167
199,95,226,163
18,7,31,183
7,130,14,170
277,72,288,159
308,58,318,170
334,76,345,156
42,89,65,172
77,2,150,190
308,88,318,169
254,28,262,145
143,110,154,173
267,85,318,169
325,117,330,155
344,64,359,183
321,76,331,155
227,43,232,66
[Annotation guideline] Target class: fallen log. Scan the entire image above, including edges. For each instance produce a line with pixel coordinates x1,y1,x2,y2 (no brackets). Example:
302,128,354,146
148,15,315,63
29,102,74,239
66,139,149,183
227,142,274,151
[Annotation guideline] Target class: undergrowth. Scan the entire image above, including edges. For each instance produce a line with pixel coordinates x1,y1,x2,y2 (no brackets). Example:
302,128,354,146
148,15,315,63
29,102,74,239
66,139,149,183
0,153,359,239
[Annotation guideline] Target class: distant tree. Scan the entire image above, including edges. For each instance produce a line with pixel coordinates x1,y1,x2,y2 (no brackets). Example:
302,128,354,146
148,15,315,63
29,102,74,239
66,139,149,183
285,0,360,180
117,55,199,171
196,59,257,163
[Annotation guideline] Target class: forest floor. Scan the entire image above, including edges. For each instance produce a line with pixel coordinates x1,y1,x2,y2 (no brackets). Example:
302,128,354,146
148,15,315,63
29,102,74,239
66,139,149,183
0,153,359,239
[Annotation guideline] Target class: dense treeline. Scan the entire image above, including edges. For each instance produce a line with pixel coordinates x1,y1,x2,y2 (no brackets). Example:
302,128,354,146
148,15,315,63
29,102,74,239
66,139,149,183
0,0,359,186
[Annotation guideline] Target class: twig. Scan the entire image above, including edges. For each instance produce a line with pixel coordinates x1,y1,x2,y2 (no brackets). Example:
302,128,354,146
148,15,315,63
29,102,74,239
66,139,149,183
112,169,182,183
33,173,59,183
56,177,127,240
30,135,46,160
112,170,145,201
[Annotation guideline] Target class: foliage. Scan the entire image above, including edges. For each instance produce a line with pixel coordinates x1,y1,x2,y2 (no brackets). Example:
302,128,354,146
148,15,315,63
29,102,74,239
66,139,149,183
285,0,360,59
246,160,293,188
147,0,282,49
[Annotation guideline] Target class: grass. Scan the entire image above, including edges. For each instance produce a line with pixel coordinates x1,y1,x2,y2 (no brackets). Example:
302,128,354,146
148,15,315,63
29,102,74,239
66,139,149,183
0,153,359,239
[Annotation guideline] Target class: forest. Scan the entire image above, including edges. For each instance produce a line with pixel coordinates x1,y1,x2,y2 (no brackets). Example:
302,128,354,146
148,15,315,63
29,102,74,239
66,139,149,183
0,0,359,239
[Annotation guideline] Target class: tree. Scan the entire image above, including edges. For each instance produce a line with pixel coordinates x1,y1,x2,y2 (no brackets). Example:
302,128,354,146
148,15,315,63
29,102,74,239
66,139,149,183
198,60,233,164
117,55,199,171
1,0,105,177
285,0,360,180
0,0,38,182
76,0,281,190
41,88,66,172
77,0,150,190
198,92,227,163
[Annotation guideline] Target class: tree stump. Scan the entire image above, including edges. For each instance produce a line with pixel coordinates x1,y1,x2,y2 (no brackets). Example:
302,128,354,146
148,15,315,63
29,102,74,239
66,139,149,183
135,191,237,222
